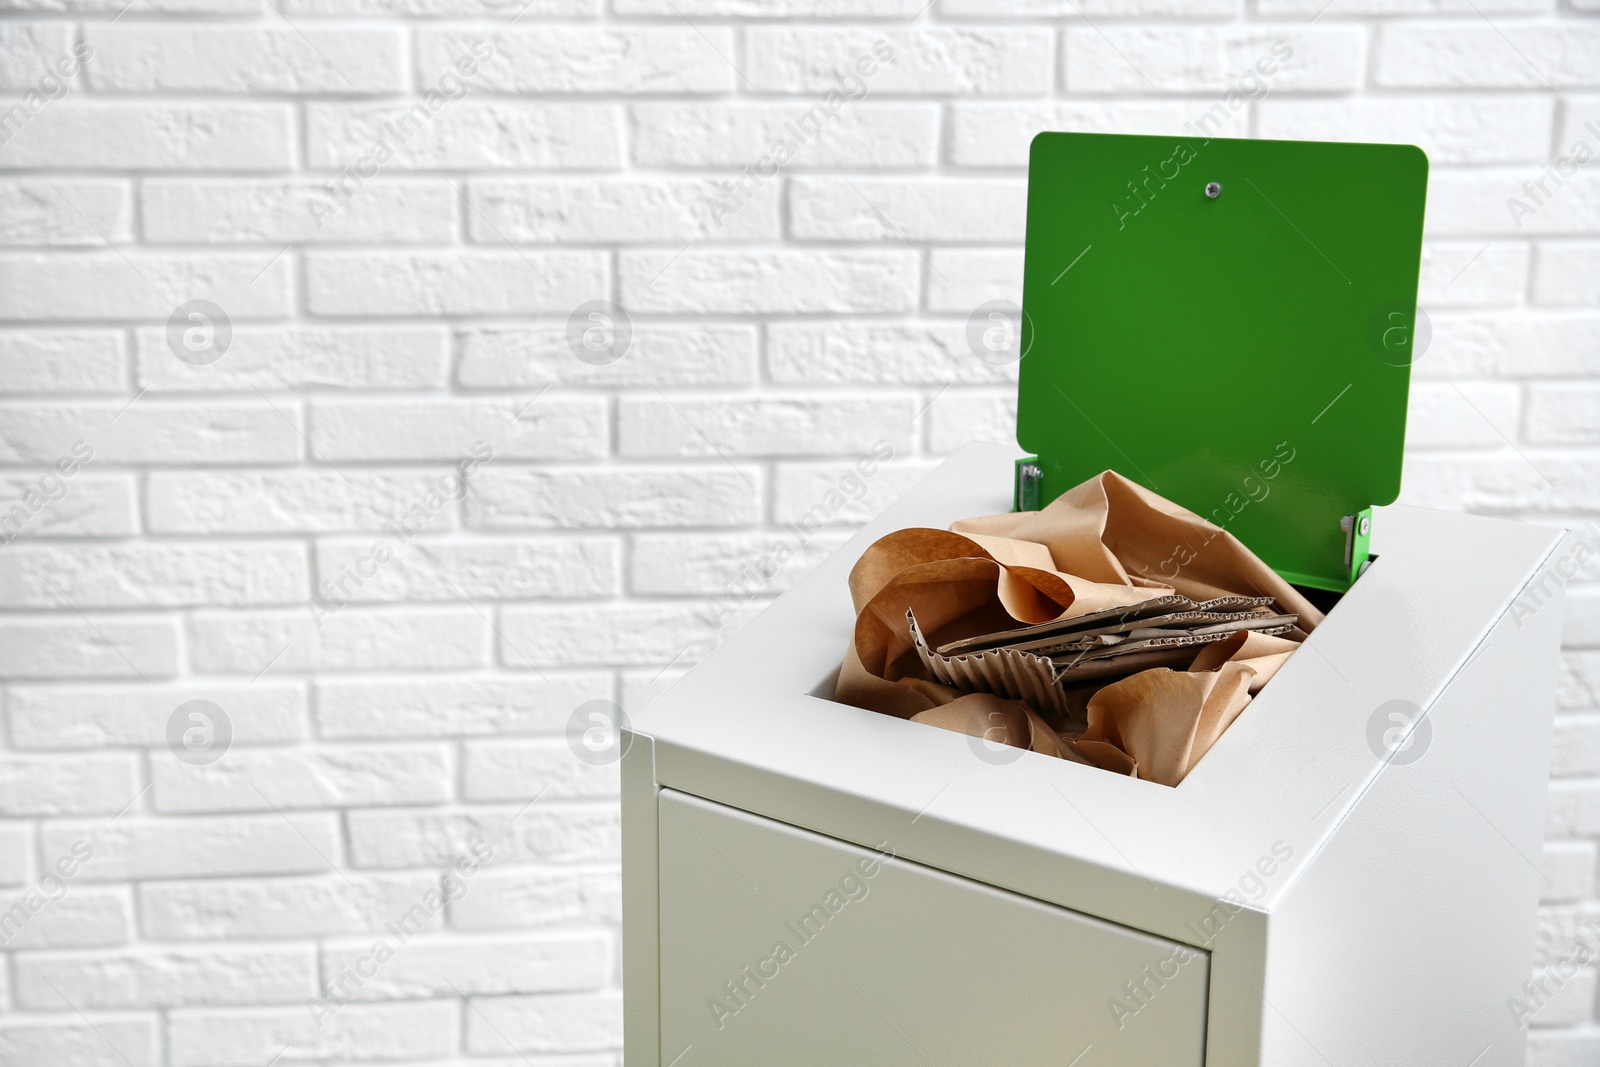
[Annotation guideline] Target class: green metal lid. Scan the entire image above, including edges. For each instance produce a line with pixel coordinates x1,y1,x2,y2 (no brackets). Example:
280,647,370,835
1016,132,1429,592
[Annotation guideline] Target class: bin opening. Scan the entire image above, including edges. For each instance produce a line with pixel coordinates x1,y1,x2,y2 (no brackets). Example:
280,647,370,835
827,468,1356,788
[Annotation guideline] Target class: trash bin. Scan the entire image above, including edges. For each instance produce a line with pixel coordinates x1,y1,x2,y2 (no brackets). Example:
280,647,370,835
621,133,1566,1066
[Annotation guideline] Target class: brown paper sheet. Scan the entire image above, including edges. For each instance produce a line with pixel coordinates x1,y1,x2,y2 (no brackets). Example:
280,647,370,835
833,470,1325,786
909,695,1139,778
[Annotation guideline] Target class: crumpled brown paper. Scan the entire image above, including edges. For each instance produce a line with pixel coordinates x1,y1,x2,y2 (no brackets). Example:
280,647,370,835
834,470,1325,786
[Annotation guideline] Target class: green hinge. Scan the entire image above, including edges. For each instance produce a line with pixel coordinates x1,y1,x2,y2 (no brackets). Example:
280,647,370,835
1015,456,1043,512
1340,507,1374,588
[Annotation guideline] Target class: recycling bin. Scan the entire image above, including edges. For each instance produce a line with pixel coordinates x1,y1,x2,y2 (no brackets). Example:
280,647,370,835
621,133,1566,1065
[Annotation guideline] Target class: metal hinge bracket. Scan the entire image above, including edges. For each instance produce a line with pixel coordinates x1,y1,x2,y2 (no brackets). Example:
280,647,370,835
1015,457,1043,513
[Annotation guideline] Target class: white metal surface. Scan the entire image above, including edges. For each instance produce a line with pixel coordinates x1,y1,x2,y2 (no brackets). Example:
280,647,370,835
1255,589,1562,1066
623,442,1565,1066
657,789,1209,1066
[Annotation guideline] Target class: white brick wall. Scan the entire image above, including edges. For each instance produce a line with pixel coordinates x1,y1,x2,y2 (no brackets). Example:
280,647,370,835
0,0,1595,1062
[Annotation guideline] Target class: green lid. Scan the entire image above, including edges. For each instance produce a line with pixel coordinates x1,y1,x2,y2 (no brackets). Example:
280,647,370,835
1016,132,1429,592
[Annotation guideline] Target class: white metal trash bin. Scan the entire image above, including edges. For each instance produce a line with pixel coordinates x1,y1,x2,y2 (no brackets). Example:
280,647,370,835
621,133,1567,1066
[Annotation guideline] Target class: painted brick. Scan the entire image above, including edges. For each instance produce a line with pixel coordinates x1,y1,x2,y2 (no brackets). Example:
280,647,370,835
187,607,491,673
0,472,138,539
0,252,291,322
420,27,734,93
1063,27,1365,94
1406,381,1521,449
1533,902,1600,967
137,324,448,391
745,28,1054,95
0,825,30,885
84,26,404,93
1560,652,1600,711
152,744,452,813
348,804,620,866
0,542,309,608
0,177,131,245
1426,169,1600,237
1257,96,1554,164
321,932,608,997
448,865,620,929
618,394,916,458
464,465,760,530
1519,967,1598,1027
148,469,460,535
1546,780,1600,838
14,945,315,1009
1401,453,1600,514
0,401,302,465
1557,99,1600,153
1529,1031,1600,1066
789,177,1026,241
498,601,763,667
1570,587,1600,647
624,0,921,11
0,886,131,948
0,754,141,815
772,458,941,526
0,24,76,91
1375,24,1600,89
315,672,613,739
308,397,607,460
456,323,757,388
943,0,1237,13
949,101,1247,167
167,1002,458,1067
1258,0,1543,12
925,387,1016,453
461,739,620,800
143,180,456,244
6,681,306,749
7,0,254,9
308,101,623,170
1553,715,1600,779
466,176,779,243
768,321,1016,385
629,531,850,596
0,330,125,393
630,103,939,169
464,991,622,1054
1419,242,1530,308
0,102,294,170
1533,243,1600,305
0,1019,157,1067
306,250,607,317
1529,385,1600,445
620,249,919,315
0,616,179,679
1413,314,1600,378
283,0,590,12
313,536,619,601
925,248,1024,311
41,813,340,881
140,872,442,941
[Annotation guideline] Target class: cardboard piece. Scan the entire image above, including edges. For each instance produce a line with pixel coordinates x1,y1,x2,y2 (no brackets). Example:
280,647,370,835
832,470,1326,786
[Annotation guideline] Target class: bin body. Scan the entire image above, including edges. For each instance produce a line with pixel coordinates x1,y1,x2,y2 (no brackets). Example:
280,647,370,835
623,443,1564,1066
